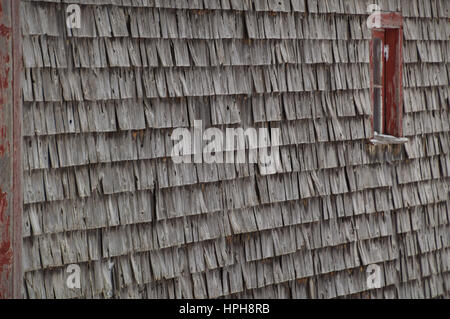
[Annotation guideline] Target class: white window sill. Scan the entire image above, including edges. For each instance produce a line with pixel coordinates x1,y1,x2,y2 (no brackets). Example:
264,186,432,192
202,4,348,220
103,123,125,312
369,133,409,145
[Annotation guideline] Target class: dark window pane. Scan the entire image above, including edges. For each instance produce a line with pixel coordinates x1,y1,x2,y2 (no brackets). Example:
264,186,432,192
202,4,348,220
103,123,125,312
373,37,382,86
373,88,383,133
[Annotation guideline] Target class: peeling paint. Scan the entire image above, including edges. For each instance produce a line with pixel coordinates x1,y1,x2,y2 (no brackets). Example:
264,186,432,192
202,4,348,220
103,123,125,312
0,190,11,272
0,24,10,38
0,64,9,89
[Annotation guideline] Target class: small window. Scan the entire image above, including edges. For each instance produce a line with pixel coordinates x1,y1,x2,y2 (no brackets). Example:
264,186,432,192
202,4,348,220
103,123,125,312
369,13,405,143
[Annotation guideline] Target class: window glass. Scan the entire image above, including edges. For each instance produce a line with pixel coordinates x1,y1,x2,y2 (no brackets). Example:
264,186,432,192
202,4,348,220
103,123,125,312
373,88,382,134
373,37,383,86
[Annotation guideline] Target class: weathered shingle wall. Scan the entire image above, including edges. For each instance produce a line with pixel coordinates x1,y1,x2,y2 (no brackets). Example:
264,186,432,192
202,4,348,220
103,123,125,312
20,0,449,299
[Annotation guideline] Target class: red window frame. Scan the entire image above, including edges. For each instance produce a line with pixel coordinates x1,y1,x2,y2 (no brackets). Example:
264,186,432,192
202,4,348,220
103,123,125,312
370,13,403,138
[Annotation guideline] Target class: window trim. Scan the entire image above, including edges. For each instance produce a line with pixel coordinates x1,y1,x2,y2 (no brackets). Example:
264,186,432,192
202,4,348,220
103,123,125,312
369,12,405,143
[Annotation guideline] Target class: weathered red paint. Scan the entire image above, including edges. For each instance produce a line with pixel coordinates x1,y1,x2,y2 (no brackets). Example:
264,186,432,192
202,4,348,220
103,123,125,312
0,0,22,299
0,24,10,38
1,66,9,89
378,12,403,28
0,54,8,107
0,190,12,270
384,27,403,137
0,189,12,300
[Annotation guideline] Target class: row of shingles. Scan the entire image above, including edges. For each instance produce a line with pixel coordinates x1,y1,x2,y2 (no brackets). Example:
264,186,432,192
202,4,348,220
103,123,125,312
344,272,449,299
20,51,447,105
16,0,367,14
334,270,448,299
21,62,447,103
23,2,446,40
20,3,365,39
21,64,373,103
21,88,371,138
20,36,447,106
21,35,450,70
19,0,450,19
229,263,404,299
21,1,448,41
110,260,392,299
23,37,372,69
20,20,449,70
20,0,309,12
